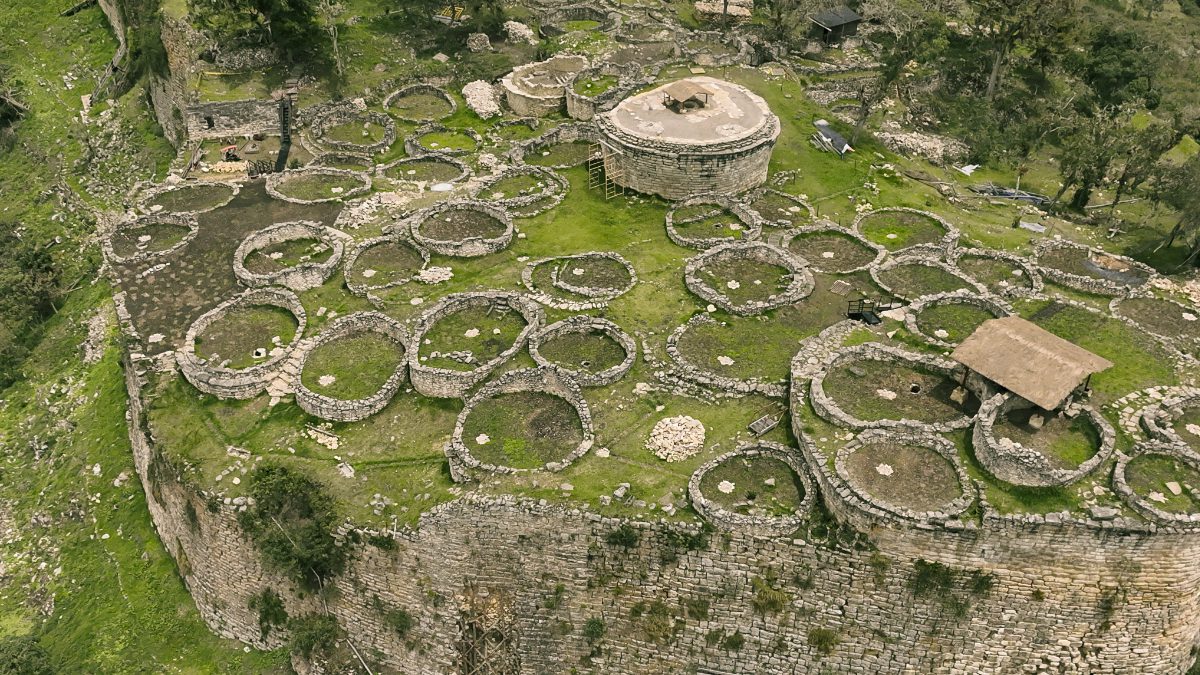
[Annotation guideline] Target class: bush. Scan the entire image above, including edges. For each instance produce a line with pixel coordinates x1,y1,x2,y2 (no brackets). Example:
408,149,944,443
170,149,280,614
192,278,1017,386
248,588,288,639
238,464,347,591
807,627,840,655
751,576,791,615
0,635,53,675
288,614,340,659
720,630,745,651
385,608,415,639
582,617,606,642
605,524,640,548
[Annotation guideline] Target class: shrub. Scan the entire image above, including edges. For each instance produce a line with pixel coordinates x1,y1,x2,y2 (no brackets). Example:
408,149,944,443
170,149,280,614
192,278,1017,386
605,523,640,549
909,559,955,597
721,630,745,651
0,635,53,675
543,583,566,609
367,533,397,550
807,627,840,655
248,588,288,639
385,608,415,639
684,596,710,620
582,617,606,642
288,614,340,659
969,570,997,597
751,576,792,615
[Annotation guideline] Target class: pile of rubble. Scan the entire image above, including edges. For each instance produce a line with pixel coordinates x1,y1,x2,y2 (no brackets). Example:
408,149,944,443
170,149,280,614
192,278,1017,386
647,415,706,462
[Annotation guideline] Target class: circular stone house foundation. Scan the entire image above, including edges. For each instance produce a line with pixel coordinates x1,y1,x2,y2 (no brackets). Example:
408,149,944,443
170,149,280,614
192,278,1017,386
684,241,814,315
528,315,637,387
407,200,514,258
176,288,307,400
104,212,199,265
294,312,409,422
500,54,590,117
445,366,594,481
904,291,1011,349
596,76,781,200
688,441,815,536
665,195,764,250
521,252,638,310
342,235,430,297
233,221,347,292
1114,442,1200,527
407,292,543,399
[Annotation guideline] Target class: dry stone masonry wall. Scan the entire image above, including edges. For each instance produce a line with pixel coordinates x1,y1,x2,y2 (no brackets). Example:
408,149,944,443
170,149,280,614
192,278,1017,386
1034,238,1155,297
103,212,199,265
293,312,409,422
405,200,514,258
688,441,815,536
683,240,814,315
383,84,457,123
521,252,638,311
309,107,397,155
665,195,764,250
233,221,347,292
265,167,372,205
904,290,1011,349
528,316,637,387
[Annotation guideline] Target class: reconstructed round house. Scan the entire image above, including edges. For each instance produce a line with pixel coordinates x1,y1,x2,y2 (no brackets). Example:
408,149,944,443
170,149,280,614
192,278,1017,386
595,76,780,200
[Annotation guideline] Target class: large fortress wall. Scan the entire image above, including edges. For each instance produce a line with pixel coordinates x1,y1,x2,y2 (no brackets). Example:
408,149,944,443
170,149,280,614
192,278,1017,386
123,359,1200,673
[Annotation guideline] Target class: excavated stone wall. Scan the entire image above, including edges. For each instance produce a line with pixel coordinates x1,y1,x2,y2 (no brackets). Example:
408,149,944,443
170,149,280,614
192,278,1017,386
406,200,514,258
683,240,813,315
565,62,646,121
1034,238,1155,297
233,221,346,292
665,196,764,249
528,316,636,387
688,441,815,536
293,312,409,422
500,54,589,117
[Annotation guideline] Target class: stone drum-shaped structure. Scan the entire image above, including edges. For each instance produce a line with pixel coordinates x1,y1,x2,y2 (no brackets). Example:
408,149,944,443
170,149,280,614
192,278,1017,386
595,76,780,200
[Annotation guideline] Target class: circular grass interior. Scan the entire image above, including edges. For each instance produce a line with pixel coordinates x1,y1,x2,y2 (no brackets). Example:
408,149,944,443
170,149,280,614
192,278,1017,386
573,74,617,96
195,305,298,370
418,209,507,241
1117,297,1200,350
301,332,404,400
992,408,1101,470
350,240,425,288
877,262,973,299
1038,247,1150,288
417,130,477,152
526,141,592,167
1125,453,1200,514
274,173,365,201
537,328,627,375
480,173,542,201
553,255,631,292
1172,406,1200,451
418,305,528,371
671,205,747,244
388,92,453,120
858,211,947,250
324,121,388,147
749,191,811,227
788,231,876,273
697,257,792,306
844,441,963,513
145,183,234,213
110,221,193,258
822,359,978,424
244,237,332,275
462,391,585,469
383,158,464,184
957,255,1033,293
699,455,805,517
914,302,997,344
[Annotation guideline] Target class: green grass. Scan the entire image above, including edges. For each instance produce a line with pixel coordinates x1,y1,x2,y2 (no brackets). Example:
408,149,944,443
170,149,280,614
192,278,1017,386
1115,296,1200,356
324,121,388,147
536,329,627,375
388,92,454,120
417,306,528,371
573,74,617,96
527,141,593,167
787,232,876,272
417,130,478,152
274,173,366,201
195,306,298,370
821,360,976,424
876,262,974,299
957,255,1034,294
244,237,333,274
857,211,948,250
1173,408,1200,451
109,221,192,258
993,410,1101,470
461,391,585,469
348,239,425,288
1125,454,1200,514
300,333,404,400
698,258,792,305
914,303,996,344
382,158,464,183
697,455,805,517
145,183,235,213
843,441,963,512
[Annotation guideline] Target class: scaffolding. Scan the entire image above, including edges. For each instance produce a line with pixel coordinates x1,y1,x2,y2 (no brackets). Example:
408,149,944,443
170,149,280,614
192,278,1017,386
587,142,625,200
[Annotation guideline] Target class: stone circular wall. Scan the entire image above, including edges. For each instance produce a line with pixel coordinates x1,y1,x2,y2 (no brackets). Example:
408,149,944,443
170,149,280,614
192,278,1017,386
1034,238,1154,296
809,343,975,433
176,287,307,400
407,291,544,399
509,122,598,169
233,221,346,292
973,393,1116,488
471,165,568,217
294,312,409,422
1110,294,1200,359
445,366,594,481
869,254,987,302
521,252,638,310
309,152,374,170
683,241,813,315
1114,442,1200,527
376,154,472,188
266,167,372,204
137,180,240,215
949,247,1043,297
407,200,514,258
852,207,960,252
383,84,457,123
835,428,975,523
528,315,636,387
904,291,1011,349
1141,387,1200,459
688,441,814,537
565,62,645,121
404,123,484,157
342,235,431,297
781,224,884,274
104,212,199,265
500,54,589,117
310,108,397,155
664,313,787,398
665,196,764,250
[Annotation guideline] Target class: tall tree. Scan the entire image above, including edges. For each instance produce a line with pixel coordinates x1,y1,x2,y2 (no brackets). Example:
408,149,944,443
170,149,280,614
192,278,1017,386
1152,155,1200,266
1051,104,1133,210
967,0,1076,101
1108,120,1178,215
188,0,322,61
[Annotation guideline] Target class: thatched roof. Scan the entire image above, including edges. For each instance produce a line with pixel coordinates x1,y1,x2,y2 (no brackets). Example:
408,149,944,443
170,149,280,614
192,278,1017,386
663,80,714,105
951,316,1112,410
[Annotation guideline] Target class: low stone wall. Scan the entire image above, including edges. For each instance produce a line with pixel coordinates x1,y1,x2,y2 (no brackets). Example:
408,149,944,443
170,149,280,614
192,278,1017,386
265,167,372,205
136,180,241,215
233,221,346,292
382,84,457,123
508,122,599,168
781,224,884,274
342,235,430,297
565,62,646,121
294,312,409,422
1113,442,1200,527
471,165,569,217
665,313,787,398
679,30,755,67
539,4,617,33
406,200,514,258
445,366,594,481
835,428,976,525
852,206,960,253
375,154,471,188
666,196,764,250
949,247,1044,297
308,151,372,169
309,107,397,155
407,292,544,398
809,343,975,433
973,394,1117,488
688,441,815,536
747,188,817,227
1111,294,1200,360
521,252,638,310
500,54,589,117
683,241,813,315
1140,387,1200,459
186,98,281,141
103,212,199,265
176,288,307,399
870,253,987,302
904,291,1011,349
404,123,484,157
529,316,637,387
1034,238,1155,297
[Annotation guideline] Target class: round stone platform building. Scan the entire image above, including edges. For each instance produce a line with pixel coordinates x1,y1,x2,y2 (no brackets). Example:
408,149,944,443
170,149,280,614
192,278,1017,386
595,76,780,200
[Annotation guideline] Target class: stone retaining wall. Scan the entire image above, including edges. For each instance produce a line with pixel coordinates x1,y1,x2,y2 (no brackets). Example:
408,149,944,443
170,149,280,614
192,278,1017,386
445,366,594,481
565,62,646,121
293,312,409,422
903,291,1011,349
233,221,346,292
781,224,884,274
508,122,599,168
688,441,815,536
407,292,543,398
265,167,372,205
950,247,1044,297
1141,387,1200,458
375,154,471,188
528,316,637,387
308,151,372,169
500,55,589,117
852,206,960,253
1034,238,1155,297
404,123,484,157
1111,294,1200,359
186,98,281,141
103,212,199,265
382,84,457,123
683,241,813,315
175,288,307,399
406,200,514,258
666,196,764,249
972,394,1117,488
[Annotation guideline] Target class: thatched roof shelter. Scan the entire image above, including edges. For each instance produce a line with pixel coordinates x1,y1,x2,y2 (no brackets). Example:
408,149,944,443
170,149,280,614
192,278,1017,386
951,316,1112,410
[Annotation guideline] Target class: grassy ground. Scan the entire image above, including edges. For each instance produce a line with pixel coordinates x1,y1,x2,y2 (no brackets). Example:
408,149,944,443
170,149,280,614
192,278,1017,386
699,258,792,305
914,303,997,344
274,172,366,201
300,333,404,400
388,92,454,120
956,255,1035,294
462,391,586,469
195,306,298,369
1124,454,1200,514
787,231,876,272
1115,296,1200,357
527,141,593,168
876,262,974,299
382,157,465,183
109,221,193,258
325,121,388,147
993,410,1101,470
843,441,963,512
857,211,947,250
146,183,236,213
417,306,529,372
348,239,426,288
536,329,628,375
244,237,333,274
697,455,805,517
418,208,508,241
821,360,977,424
417,130,478,152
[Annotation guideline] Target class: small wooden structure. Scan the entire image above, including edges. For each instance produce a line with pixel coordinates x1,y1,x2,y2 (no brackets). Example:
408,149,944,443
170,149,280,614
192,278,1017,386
951,316,1112,410
847,297,896,325
663,80,714,113
811,119,853,157
749,414,779,436
810,6,862,44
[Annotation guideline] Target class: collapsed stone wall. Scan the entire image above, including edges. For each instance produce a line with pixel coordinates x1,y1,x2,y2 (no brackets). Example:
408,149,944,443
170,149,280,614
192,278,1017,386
949,247,1044,297
1113,442,1200,527
500,54,589,117
233,221,347,292
1142,387,1200,455
781,224,883,274
265,167,372,205
404,123,484,157
102,212,199,265
186,98,281,141
471,165,569,216
972,394,1117,488
136,180,241,214
382,84,457,123
521,252,638,311
870,253,987,302
565,62,646,121
293,312,409,422
342,235,431,297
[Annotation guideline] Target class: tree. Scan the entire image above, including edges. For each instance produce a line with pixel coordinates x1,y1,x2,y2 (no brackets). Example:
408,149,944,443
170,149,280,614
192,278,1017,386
0,635,53,675
1079,24,1160,108
315,0,344,76
1051,105,1134,210
1153,155,1200,266
1108,119,1178,215
759,0,817,44
187,0,323,61
967,0,1076,101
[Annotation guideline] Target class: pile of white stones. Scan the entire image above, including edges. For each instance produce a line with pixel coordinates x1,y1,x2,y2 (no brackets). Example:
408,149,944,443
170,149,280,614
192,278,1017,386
463,81,502,120
647,416,706,462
